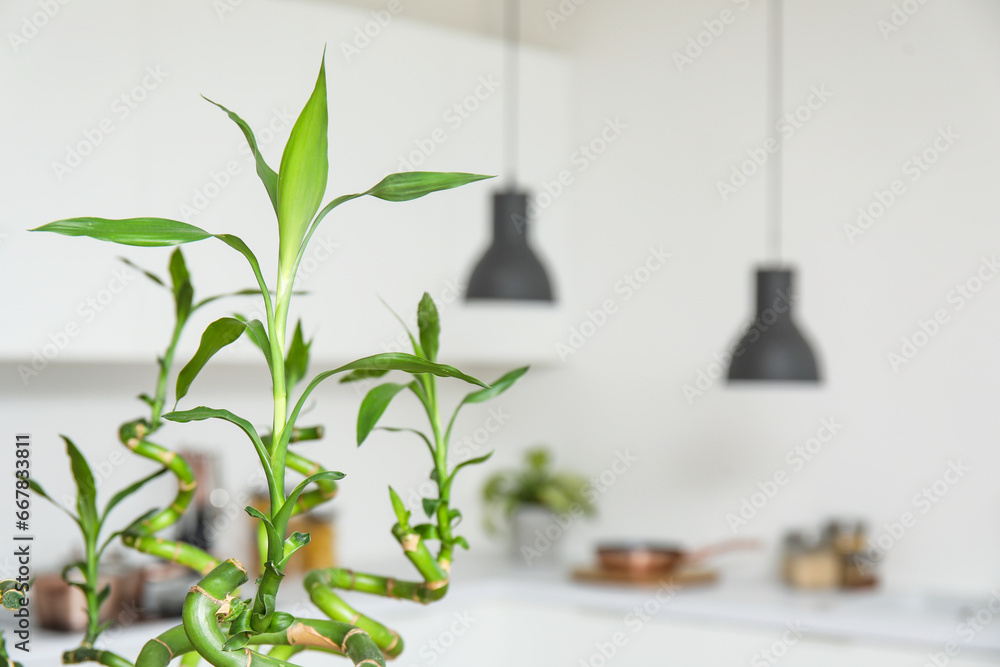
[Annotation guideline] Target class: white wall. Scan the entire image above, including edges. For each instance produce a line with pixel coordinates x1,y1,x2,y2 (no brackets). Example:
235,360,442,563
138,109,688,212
535,0,1000,595
2,0,1000,598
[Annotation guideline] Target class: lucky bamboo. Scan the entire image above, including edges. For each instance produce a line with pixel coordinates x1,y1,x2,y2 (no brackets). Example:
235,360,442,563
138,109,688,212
32,50,518,665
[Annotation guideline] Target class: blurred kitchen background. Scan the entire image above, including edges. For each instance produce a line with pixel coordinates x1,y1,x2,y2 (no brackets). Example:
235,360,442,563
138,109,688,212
3,0,1000,662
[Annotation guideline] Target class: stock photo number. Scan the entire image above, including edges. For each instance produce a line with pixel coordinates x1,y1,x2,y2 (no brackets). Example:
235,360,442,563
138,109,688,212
3,434,32,653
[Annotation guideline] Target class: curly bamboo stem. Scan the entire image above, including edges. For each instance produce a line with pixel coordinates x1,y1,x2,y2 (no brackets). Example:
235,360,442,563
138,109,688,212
117,420,220,574
134,560,385,667
62,647,134,667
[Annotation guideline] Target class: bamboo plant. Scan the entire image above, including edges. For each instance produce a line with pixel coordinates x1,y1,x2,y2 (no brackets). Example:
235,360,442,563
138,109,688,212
32,51,510,666
299,295,528,651
24,249,246,665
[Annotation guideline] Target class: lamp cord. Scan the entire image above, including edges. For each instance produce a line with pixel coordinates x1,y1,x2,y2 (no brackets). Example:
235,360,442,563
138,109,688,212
504,0,520,188
767,0,783,264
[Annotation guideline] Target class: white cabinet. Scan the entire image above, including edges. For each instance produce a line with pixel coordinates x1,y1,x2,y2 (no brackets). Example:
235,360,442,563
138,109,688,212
2,0,571,372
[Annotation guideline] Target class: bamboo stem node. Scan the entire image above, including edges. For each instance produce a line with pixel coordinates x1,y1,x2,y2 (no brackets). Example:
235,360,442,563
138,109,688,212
152,637,173,659
401,534,419,552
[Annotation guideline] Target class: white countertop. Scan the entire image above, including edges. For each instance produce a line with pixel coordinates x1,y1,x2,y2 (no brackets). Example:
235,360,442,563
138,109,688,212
22,557,1000,664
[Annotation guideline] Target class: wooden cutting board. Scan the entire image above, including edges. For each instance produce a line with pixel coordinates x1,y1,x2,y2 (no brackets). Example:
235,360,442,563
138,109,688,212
572,566,718,588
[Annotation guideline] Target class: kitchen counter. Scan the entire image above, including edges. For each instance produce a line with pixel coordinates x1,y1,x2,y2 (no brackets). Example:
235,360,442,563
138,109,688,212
23,557,1000,664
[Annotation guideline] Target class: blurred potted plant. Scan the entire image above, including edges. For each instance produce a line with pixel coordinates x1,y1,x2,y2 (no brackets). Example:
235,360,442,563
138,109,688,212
483,447,595,566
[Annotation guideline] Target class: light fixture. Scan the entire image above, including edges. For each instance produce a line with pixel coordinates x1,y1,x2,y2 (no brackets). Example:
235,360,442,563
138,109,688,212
465,0,554,302
727,0,821,382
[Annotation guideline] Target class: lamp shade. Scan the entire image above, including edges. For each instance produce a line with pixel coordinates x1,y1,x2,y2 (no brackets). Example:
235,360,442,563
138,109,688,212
465,190,554,301
727,268,820,382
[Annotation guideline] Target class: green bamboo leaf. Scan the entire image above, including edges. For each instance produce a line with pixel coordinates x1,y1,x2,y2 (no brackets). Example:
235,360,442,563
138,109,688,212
175,283,194,325
98,530,125,559
228,606,253,635
61,560,86,582
364,172,493,202
376,427,435,457
162,407,275,491
445,366,528,442
203,96,278,213
193,288,271,311
284,320,311,390
388,486,410,527
417,293,440,362
95,619,114,637
169,249,194,321
66,580,90,594
282,353,487,453
26,478,54,504
119,257,165,288
357,382,409,446
421,497,441,518
444,451,495,497
168,248,190,297
244,506,281,554
277,54,329,274
295,171,493,259
448,508,462,527
462,366,529,405
175,318,248,402
213,234,273,317
222,633,251,652
338,368,389,384
453,535,470,550
235,315,273,377
63,436,98,532
269,611,295,633
277,532,311,570
31,217,212,247
102,467,168,524
413,523,439,541
96,584,112,607
273,471,344,531
453,451,494,477
379,295,422,357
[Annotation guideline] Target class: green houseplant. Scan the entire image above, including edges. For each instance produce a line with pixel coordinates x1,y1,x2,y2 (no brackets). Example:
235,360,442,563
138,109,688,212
483,447,595,564
25,249,252,666
27,51,526,666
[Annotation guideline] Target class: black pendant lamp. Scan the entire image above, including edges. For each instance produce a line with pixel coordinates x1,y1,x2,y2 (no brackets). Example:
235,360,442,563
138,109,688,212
727,0,820,382
465,0,554,302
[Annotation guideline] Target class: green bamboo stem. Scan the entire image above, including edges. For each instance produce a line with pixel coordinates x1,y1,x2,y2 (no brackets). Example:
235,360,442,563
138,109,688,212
117,420,220,575
135,624,190,666
136,559,385,667
62,647,134,667
307,567,447,605
118,422,197,533
250,562,284,634
120,534,218,576
391,525,450,584
83,534,102,646
304,577,402,659
254,618,385,665
253,447,339,574
302,529,449,658
178,559,272,666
